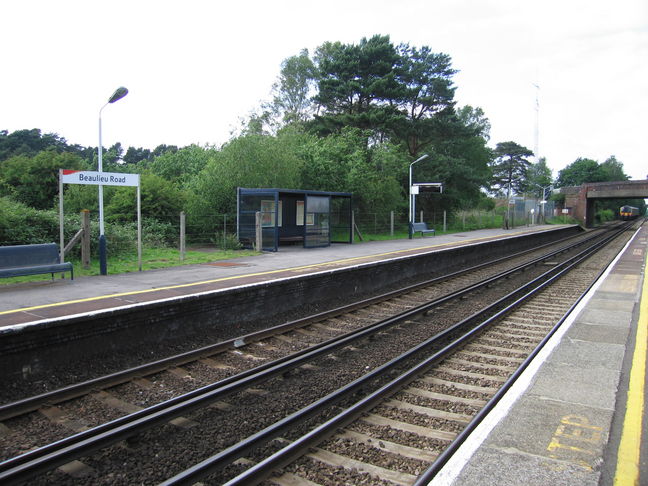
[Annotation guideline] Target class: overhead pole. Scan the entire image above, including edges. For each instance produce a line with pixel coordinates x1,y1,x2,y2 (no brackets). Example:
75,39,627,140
408,154,429,239
533,82,540,163
97,86,129,275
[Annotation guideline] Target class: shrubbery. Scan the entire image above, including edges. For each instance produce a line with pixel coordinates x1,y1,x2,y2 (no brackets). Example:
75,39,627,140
0,197,60,245
212,231,242,250
0,196,178,254
595,209,615,224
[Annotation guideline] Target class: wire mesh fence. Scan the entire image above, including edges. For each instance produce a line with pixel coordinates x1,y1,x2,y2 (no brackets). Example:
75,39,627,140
2,198,558,260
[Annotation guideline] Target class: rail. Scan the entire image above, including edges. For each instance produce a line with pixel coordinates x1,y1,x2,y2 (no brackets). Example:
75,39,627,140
0,223,632,485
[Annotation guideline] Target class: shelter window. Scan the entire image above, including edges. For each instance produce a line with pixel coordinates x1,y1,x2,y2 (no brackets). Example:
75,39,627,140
296,201,304,226
261,200,282,227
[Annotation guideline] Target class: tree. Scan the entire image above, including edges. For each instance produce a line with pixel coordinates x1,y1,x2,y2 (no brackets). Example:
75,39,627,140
300,127,403,213
146,144,213,187
521,157,552,196
312,35,402,135
1,150,86,209
599,155,629,181
310,36,458,157
490,142,533,197
271,49,318,125
123,146,152,165
391,43,456,156
0,129,70,162
186,129,307,224
555,158,605,187
152,144,179,158
106,173,185,224
101,143,124,167
456,106,491,141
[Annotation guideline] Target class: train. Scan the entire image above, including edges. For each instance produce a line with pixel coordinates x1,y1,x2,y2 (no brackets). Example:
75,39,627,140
619,205,640,220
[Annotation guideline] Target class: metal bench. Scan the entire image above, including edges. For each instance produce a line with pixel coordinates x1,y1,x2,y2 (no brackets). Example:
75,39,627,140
411,222,435,237
0,243,74,280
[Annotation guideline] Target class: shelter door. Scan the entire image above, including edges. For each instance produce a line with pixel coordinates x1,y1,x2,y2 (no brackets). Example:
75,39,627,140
304,196,330,248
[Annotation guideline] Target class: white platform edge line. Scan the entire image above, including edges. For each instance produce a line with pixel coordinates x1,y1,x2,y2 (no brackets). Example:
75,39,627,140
428,226,642,486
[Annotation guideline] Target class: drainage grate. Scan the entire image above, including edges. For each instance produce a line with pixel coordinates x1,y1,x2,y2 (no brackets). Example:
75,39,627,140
202,261,247,267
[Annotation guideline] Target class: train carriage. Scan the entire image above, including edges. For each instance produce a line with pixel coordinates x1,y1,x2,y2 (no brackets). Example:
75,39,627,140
619,205,639,220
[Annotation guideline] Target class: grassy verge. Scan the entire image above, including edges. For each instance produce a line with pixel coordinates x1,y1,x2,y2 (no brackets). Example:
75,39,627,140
0,247,259,285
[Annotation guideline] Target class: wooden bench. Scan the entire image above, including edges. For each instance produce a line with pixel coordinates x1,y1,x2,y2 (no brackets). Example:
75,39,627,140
0,243,74,280
279,236,304,245
411,222,435,237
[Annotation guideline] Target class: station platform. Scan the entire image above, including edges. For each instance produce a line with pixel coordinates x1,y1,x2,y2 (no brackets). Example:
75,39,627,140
0,224,564,327
431,222,648,486
0,222,646,486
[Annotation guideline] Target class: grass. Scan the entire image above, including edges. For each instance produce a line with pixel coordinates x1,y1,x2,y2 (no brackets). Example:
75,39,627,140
2,217,571,285
354,224,494,242
0,247,259,285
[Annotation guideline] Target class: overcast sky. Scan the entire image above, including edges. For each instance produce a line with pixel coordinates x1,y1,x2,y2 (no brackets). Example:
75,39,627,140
2,0,646,180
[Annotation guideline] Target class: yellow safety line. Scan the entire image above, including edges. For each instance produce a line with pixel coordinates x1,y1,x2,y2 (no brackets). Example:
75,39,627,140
614,244,647,486
0,228,539,317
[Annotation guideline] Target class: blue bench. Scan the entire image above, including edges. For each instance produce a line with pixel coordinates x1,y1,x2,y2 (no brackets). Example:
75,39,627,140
0,243,74,280
412,222,435,237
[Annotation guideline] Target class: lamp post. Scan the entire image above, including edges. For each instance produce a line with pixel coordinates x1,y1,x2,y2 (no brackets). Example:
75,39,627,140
408,154,429,239
98,87,128,275
530,183,552,224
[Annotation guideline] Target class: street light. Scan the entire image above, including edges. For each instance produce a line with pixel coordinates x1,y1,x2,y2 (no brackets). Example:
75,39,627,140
408,153,429,239
98,86,128,275
529,183,552,224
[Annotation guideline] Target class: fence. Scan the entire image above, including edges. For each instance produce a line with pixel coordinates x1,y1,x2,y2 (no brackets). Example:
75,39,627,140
2,198,558,257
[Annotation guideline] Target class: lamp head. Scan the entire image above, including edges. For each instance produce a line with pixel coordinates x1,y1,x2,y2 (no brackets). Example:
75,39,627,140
108,87,129,103
412,153,429,165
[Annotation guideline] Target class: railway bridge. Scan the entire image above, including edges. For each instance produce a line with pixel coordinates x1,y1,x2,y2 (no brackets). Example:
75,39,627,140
560,179,648,227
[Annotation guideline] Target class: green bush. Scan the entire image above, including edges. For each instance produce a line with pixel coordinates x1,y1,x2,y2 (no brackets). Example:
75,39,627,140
0,197,59,245
212,231,242,250
104,218,178,254
547,215,581,225
0,196,179,255
595,209,615,223
106,173,186,225
142,218,178,247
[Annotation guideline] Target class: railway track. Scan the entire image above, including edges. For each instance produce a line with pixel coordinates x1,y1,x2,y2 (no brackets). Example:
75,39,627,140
0,226,607,415
0,221,639,485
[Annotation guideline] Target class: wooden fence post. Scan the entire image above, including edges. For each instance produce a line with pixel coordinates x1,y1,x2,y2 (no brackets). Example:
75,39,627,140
179,211,186,261
81,210,90,269
255,211,262,251
223,214,227,249
390,211,394,236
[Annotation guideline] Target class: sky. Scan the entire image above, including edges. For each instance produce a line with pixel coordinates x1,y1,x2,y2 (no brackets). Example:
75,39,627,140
2,0,647,180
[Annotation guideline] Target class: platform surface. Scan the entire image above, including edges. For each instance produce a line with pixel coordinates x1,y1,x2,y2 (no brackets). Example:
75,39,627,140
0,222,646,485
0,224,562,327
431,222,648,486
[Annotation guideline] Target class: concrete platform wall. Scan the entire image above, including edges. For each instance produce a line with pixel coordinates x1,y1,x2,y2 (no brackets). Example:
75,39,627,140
0,226,581,380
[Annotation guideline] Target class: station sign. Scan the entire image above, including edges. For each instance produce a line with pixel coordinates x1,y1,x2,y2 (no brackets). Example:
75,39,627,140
61,169,139,187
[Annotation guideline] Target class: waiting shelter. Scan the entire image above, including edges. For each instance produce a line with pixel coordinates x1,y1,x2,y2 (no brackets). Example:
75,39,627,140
237,188,353,251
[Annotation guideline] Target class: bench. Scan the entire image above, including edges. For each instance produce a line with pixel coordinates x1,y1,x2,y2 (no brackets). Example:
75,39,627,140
0,243,74,280
279,236,304,246
411,222,435,237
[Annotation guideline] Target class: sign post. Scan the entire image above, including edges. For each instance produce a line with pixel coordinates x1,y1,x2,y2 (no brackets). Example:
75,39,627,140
59,170,142,272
